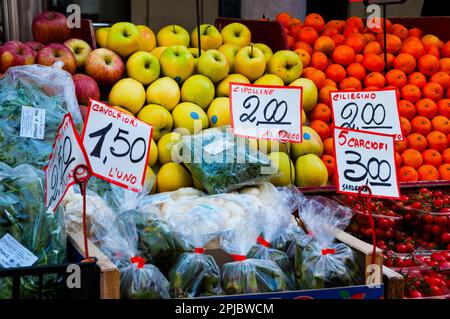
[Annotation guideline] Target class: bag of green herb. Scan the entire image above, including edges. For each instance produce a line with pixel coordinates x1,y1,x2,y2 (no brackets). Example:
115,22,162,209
298,196,361,289
175,127,276,194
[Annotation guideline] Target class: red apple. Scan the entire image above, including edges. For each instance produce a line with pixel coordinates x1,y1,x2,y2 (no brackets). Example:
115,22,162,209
37,43,77,74
73,74,100,105
32,11,71,44
0,41,35,73
85,48,124,86
25,41,44,58
79,105,88,121
64,38,92,69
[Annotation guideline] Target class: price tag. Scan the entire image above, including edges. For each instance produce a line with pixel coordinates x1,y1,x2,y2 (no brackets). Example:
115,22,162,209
0,234,38,268
334,127,400,199
331,89,404,141
229,83,303,143
44,113,90,211
82,100,153,193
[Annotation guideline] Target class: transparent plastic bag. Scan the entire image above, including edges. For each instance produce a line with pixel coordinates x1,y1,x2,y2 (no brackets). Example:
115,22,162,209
176,127,275,194
298,196,361,289
0,65,83,168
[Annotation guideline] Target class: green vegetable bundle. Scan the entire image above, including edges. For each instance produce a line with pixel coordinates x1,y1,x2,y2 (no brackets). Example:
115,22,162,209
177,127,275,194
120,263,171,299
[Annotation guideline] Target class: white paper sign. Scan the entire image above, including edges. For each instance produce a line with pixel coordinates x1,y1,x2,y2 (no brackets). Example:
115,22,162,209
0,234,38,268
82,100,153,193
334,127,400,199
44,114,90,211
230,83,303,143
20,106,46,140
331,89,404,141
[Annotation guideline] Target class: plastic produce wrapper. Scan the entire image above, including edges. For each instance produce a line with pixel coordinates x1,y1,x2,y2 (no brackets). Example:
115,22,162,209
298,196,361,289
0,163,66,299
220,205,294,295
244,184,298,283
0,65,83,169
176,127,276,194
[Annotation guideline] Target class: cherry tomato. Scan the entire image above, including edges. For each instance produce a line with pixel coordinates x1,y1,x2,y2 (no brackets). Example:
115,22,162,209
425,276,445,287
431,253,447,262
432,225,442,236
435,216,448,226
406,242,415,253
439,261,450,269
377,218,390,230
409,290,423,298
423,214,434,224
440,208,450,213
413,202,422,209
400,195,409,202
396,243,407,254
430,285,444,296
434,199,444,208
434,191,443,198
420,188,429,194
441,233,450,244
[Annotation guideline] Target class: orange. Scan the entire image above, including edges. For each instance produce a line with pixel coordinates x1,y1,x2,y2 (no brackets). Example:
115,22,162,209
418,165,440,181
440,58,450,74
286,35,295,49
339,77,362,90
311,52,329,71
401,117,412,137
390,24,409,41
332,34,346,46
411,116,432,136
304,13,325,33
395,152,402,168
385,69,407,89
432,116,450,134
276,12,292,27
345,33,366,54
448,87,450,98
323,138,335,156
426,46,441,59
310,120,331,141
430,71,450,89
310,103,332,123
363,72,386,88
422,149,443,168
438,163,450,180
401,149,424,169
295,49,311,67
322,27,339,38
409,28,423,38
327,20,346,33
325,64,346,84
427,131,448,152
417,54,440,76
324,79,338,88
343,26,359,37
345,17,364,31
290,23,303,36
355,54,364,64
408,72,427,88
382,34,402,54
407,133,427,152
303,68,326,89
297,27,319,46
422,82,444,102
314,36,335,55
441,41,450,58
346,63,367,81
398,166,419,182
415,98,438,119
362,53,385,72
332,45,356,66
363,33,376,44
422,34,442,50
437,99,450,117
442,148,450,163
380,53,395,69
399,100,416,120
393,53,416,74
396,140,408,154
319,86,338,106
321,155,336,177
363,41,382,55
294,41,313,54
401,84,422,103
400,37,425,59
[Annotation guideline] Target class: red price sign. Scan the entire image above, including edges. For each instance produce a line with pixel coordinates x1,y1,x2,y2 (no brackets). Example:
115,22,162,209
82,100,153,193
44,114,90,211
333,127,400,199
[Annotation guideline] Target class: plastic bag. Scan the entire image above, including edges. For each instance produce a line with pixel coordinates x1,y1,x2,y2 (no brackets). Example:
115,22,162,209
0,163,66,299
244,184,298,283
298,196,361,289
220,206,294,295
176,127,275,194
0,65,83,168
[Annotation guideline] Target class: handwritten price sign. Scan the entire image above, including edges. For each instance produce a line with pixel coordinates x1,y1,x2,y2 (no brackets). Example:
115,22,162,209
334,127,400,199
82,100,153,193
230,83,303,143
45,114,90,211
331,89,404,141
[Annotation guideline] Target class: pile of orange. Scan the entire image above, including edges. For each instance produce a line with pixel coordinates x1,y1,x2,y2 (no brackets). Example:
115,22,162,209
276,12,450,183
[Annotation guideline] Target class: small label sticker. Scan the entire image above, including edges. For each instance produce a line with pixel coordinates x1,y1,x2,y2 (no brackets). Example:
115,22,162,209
0,233,38,268
138,193,171,208
20,106,46,140
204,139,235,156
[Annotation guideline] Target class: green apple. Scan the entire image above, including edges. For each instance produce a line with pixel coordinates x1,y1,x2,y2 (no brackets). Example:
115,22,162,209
157,132,183,164
160,45,194,84
216,74,250,97
137,104,174,140
221,22,251,47
197,49,229,83
259,140,290,154
172,102,209,134
253,43,273,66
188,47,205,73
157,25,190,47
191,24,223,50
268,50,303,85
107,22,140,58
218,43,240,73
268,152,295,186
150,46,167,60
109,78,146,115
234,46,266,82
291,126,323,159
95,27,109,48
137,25,157,52
64,38,92,69
254,74,284,86
289,78,318,112
181,74,215,109
295,154,328,187
146,77,180,111
126,51,160,85
207,97,230,127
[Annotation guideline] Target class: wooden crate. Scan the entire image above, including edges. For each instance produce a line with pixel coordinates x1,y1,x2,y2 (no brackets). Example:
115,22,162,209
68,232,120,299
383,266,404,299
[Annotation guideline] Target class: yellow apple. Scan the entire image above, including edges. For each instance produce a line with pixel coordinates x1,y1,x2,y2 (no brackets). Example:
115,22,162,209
137,104,174,140
259,140,290,154
197,49,229,83
160,45,194,84
188,47,204,73
291,126,323,159
289,78,318,112
181,74,215,109
302,109,307,125
191,24,223,50
112,106,134,116
268,152,295,186
150,46,167,60
95,27,109,48
157,132,183,164
126,51,160,85
157,162,192,193
268,50,303,85
216,73,250,97
207,97,230,127
254,74,284,86
157,25,190,47
137,25,157,52
107,22,140,58
234,46,266,82
253,43,273,66
295,154,328,187
109,78,146,114
172,102,209,134
148,138,158,167
221,23,251,47
218,43,240,73
146,77,180,111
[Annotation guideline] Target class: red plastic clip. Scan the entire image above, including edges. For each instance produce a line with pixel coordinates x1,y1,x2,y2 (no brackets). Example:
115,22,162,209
322,249,336,256
257,236,271,248
231,254,247,262
131,256,145,269
194,248,205,254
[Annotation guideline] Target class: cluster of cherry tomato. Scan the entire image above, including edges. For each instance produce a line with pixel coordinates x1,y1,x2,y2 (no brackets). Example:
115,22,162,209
401,267,450,299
